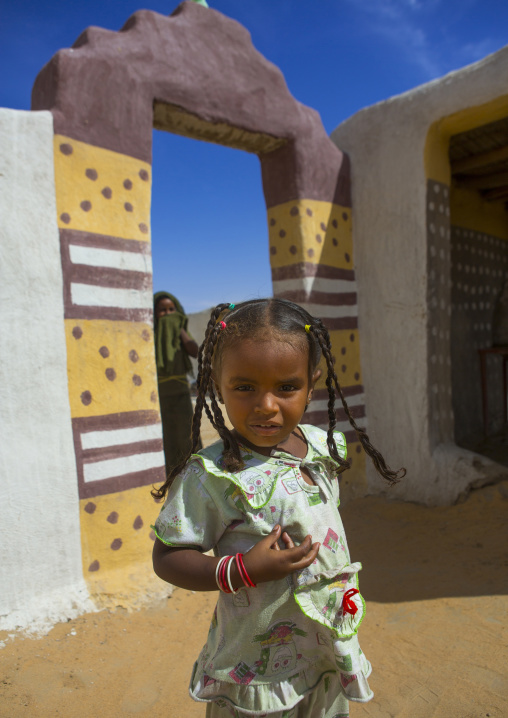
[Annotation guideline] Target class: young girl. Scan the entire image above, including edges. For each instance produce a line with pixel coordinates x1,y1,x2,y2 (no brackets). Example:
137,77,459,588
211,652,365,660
152,298,405,717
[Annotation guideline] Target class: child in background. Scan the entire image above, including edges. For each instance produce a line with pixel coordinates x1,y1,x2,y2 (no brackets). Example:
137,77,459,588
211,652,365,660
152,298,405,717
153,291,200,470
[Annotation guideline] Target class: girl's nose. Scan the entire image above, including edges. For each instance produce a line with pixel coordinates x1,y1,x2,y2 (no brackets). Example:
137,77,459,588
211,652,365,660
256,392,278,414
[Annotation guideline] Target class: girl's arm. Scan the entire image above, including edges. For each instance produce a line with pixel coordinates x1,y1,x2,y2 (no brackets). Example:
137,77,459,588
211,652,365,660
153,524,320,592
180,328,198,358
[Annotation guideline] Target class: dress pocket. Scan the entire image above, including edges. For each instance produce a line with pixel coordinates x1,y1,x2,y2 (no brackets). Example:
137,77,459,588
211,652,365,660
293,562,366,638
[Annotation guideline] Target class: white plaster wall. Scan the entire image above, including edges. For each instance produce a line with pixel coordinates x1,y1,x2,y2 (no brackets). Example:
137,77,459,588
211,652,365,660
331,48,508,505
0,109,93,633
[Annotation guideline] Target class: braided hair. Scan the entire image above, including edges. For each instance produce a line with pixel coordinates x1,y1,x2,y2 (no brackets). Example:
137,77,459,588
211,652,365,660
151,298,405,500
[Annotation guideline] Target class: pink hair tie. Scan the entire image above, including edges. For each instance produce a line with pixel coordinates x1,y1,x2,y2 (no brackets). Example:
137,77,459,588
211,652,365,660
219,321,227,330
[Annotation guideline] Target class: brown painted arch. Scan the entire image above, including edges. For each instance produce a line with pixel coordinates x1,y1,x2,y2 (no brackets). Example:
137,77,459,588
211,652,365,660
31,0,349,209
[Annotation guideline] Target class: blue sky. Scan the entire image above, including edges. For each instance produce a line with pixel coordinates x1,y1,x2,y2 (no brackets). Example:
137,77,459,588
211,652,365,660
2,0,507,312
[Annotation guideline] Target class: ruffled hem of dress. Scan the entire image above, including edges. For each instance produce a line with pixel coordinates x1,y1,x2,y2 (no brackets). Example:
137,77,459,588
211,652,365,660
189,659,374,715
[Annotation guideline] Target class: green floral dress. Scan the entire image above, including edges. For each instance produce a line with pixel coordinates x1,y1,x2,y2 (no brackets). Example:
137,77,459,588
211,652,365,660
153,425,373,717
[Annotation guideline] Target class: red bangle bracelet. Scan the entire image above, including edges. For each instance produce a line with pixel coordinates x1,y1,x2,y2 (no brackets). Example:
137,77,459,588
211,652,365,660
237,553,256,588
219,555,232,593
235,553,249,587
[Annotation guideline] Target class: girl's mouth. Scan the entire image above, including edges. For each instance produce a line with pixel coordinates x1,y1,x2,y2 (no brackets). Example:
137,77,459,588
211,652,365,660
250,424,282,435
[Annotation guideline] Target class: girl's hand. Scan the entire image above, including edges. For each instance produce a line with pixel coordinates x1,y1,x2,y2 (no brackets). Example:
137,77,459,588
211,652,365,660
242,525,320,585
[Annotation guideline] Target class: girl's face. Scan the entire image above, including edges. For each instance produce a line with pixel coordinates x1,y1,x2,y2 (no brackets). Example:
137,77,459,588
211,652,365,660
215,337,319,452
155,298,176,318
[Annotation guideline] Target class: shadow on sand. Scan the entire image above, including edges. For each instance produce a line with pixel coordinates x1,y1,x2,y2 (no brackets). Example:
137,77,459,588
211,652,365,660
340,478,508,603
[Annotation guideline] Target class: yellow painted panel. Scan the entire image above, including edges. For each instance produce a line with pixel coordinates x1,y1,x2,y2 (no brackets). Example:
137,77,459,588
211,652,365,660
65,319,158,417
268,200,353,270
80,484,162,603
54,135,151,241
315,328,362,391
424,94,508,184
450,186,508,240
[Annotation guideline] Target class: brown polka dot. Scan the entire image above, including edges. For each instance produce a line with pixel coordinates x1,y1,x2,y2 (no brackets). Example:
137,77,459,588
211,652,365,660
356,445,362,453
342,212,348,221
111,538,122,551
124,202,133,212
307,249,314,258
80,200,92,212
315,234,322,243
332,219,338,229
88,560,100,572
107,511,119,524
345,253,351,263
99,346,110,358
289,245,297,255
341,365,347,373
138,223,148,234
279,229,286,238
132,374,142,386
123,179,133,190
84,502,96,514
350,333,355,341
105,368,116,381
101,187,112,199
133,515,143,530
332,238,338,247
354,372,360,381
341,347,346,355
85,168,98,181
270,246,277,255
81,391,92,406
72,326,83,339
306,208,313,217
320,222,327,232
60,213,71,224
270,218,276,226
141,329,151,341
150,391,158,403
149,530,156,541
129,349,139,363
139,169,149,182
59,143,73,155
290,206,299,216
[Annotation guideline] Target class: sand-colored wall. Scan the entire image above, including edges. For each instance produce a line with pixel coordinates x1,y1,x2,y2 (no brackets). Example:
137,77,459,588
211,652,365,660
331,47,508,504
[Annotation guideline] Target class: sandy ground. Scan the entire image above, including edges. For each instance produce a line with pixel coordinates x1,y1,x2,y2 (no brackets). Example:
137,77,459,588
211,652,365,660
1,478,507,718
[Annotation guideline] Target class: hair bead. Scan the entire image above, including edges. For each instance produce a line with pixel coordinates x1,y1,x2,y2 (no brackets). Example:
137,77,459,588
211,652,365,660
219,321,227,330
228,303,235,309
305,324,311,333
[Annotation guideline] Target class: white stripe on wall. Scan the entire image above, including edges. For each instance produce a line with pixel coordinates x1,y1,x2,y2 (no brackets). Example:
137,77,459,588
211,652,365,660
69,244,153,274
310,394,365,413
311,419,368,434
273,277,357,294
298,303,358,318
81,423,162,450
83,451,166,483
70,283,153,309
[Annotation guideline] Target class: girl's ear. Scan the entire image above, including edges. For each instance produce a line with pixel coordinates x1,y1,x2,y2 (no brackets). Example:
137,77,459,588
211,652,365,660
311,368,322,387
213,378,224,403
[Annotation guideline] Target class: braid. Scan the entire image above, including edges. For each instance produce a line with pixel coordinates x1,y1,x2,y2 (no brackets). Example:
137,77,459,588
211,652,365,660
207,384,244,472
309,320,405,486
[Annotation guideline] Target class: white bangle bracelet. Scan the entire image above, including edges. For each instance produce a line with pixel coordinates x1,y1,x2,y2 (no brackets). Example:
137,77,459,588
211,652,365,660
226,554,238,594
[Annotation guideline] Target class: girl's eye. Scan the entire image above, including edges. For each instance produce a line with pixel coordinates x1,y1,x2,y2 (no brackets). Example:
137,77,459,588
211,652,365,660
280,384,296,392
235,385,253,392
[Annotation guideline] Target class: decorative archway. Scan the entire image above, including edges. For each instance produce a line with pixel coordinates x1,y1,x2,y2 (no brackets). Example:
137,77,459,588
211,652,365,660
32,1,364,597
